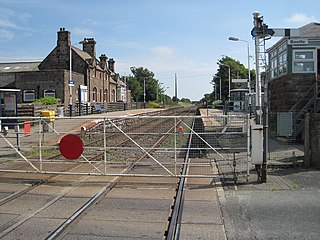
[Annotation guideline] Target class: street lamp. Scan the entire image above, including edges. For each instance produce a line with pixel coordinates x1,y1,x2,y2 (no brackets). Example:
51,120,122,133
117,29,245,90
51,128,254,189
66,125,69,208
164,86,169,108
215,76,222,100
229,36,252,113
69,44,73,117
210,81,216,100
157,82,163,102
217,62,231,99
143,78,146,108
69,40,86,117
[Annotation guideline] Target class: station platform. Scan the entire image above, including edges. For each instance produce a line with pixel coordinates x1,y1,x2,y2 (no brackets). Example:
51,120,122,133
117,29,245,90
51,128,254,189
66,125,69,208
199,108,225,131
0,108,164,156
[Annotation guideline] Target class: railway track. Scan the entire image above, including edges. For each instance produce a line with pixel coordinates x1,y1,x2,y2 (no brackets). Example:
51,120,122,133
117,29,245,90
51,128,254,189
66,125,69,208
0,107,221,239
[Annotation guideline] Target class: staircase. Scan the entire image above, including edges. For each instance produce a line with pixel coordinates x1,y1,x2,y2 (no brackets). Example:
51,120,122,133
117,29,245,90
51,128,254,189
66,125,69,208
289,83,319,141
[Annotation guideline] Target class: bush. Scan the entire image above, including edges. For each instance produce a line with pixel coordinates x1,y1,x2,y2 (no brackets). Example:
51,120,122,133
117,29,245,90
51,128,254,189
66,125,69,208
212,100,222,108
148,101,161,108
33,97,60,105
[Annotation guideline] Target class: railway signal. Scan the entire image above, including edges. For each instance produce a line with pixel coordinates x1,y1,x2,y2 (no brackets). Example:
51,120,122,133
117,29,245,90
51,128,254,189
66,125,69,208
59,134,84,160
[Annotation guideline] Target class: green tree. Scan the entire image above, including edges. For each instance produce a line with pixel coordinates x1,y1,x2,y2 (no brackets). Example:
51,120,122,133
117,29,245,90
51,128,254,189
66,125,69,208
200,93,214,107
181,98,191,104
212,56,255,100
127,67,161,102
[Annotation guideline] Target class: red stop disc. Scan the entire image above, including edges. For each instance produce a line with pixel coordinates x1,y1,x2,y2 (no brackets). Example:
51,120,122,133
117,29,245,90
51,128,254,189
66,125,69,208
59,134,83,160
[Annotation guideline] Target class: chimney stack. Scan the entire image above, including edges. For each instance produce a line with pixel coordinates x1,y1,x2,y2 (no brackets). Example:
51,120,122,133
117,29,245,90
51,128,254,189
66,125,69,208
57,27,70,50
99,54,108,68
82,38,96,58
108,58,115,72
54,27,71,70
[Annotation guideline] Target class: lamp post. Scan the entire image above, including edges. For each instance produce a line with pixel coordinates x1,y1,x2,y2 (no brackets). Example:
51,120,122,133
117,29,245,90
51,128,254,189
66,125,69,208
69,44,73,117
218,63,231,100
157,82,163,102
143,78,146,108
162,86,169,108
69,40,86,117
229,36,252,113
210,81,216,100
215,76,222,100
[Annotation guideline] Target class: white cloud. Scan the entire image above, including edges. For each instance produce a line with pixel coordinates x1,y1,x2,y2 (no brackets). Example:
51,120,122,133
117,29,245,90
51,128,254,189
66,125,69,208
0,18,17,28
72,27,94,37
285,13,317,26
151,45,174,59
83,18,98,26
19,13,32,23
0,29,13,42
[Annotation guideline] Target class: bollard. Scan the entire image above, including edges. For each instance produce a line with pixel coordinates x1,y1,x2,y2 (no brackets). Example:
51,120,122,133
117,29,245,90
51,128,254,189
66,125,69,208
2,126,8,136
80,126,87,139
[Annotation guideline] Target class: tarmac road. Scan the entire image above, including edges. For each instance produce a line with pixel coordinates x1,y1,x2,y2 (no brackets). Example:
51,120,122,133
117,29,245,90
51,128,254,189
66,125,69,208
223,167,320,240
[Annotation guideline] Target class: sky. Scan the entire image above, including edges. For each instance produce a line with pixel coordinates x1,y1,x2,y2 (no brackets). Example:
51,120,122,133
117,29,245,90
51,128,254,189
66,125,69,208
0,0,319,101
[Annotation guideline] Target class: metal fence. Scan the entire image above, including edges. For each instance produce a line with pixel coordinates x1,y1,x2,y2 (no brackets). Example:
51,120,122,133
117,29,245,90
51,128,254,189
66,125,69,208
267,112,304,167
0,114,250,180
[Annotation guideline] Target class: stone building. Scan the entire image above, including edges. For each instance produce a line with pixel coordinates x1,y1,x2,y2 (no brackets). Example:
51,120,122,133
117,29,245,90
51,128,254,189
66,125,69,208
267,22,320,112
267,22,320,139
0,28,129,109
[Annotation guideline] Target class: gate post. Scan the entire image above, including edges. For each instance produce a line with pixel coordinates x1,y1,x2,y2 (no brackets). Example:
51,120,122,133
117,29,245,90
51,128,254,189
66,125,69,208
304,112,310,167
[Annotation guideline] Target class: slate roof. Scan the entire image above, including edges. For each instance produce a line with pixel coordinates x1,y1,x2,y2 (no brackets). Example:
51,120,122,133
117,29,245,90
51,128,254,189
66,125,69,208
0,61,40,73
299,22,320,37
267,22,320,52
72,46,92,61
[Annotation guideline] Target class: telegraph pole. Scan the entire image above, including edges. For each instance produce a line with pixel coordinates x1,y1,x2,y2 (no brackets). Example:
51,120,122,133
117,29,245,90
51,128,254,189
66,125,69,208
174,73,177,101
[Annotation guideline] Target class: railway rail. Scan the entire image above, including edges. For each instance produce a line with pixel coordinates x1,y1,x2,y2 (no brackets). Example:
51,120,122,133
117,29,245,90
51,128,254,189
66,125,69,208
0,107,238,239
0,107,224,239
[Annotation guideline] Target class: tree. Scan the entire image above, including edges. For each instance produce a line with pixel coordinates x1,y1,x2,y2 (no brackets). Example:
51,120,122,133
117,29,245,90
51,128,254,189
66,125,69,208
200,92,214,106
126,67,161,102
181,98,191,104
212,56,255,100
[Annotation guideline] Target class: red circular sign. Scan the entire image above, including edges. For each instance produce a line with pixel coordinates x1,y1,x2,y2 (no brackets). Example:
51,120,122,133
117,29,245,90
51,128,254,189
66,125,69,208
59,134,83,160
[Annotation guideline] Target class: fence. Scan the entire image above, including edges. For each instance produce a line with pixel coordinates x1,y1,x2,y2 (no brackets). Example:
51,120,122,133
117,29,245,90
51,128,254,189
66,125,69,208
267,112,305,167
0,114,250,180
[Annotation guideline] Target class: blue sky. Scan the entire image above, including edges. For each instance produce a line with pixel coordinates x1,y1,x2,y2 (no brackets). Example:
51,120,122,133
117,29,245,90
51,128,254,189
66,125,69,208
0,0,319,101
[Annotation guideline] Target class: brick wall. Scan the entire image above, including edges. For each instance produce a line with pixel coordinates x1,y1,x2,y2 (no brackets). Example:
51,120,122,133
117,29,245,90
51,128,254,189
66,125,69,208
14,69,85,106
269,73,315,112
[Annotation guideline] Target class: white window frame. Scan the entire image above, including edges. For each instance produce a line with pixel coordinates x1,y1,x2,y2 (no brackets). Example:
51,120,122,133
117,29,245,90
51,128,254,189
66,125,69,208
23,90,35,102
292,49,315,73
44,89,56,98
270,58,278,79
278,52,287,76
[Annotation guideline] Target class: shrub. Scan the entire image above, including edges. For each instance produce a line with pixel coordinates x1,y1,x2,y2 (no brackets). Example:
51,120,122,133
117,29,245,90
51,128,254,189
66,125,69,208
148,101,161,108
33,97,60,105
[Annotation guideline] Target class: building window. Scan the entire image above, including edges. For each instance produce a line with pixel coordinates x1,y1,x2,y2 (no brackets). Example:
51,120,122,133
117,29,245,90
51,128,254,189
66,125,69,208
44,90,56,98
278,43,287,53
294,51,313,59
111,89,115,102
293,50,315,73
271,58,278,79
23,90,35,102
92,87,97,102
293,62,314,72
104,89,108,102
278,52,287,76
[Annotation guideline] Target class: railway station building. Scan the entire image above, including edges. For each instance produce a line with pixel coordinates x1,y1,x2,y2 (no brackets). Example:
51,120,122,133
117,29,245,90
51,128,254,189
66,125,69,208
266,22,320,146
267,22,320,112
0,28,129,109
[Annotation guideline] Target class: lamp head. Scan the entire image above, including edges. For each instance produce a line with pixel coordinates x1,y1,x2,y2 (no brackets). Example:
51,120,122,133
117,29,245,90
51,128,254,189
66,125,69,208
228,36,239,41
